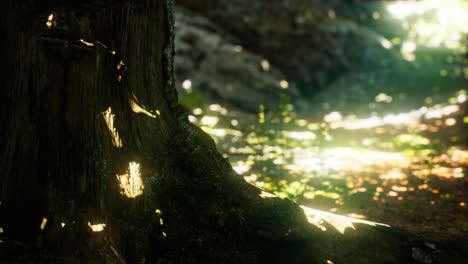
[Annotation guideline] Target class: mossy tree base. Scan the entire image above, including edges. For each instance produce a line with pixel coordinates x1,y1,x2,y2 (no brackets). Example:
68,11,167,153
0,1,453,263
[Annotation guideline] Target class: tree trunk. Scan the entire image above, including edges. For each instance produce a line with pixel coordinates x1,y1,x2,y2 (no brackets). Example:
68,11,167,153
0,1,451,263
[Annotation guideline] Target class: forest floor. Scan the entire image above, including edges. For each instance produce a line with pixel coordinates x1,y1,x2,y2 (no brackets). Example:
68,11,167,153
189,89,468,250
175,0,468,255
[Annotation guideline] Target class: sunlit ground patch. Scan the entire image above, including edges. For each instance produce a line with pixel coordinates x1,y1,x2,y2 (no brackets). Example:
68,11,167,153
190,88,467,236
325,103,461,130
200,116,219,127
286,147,410,175
380,169,407,180
411,147,468,179
283,131,316,141
413,166,464,179
209,104,228,115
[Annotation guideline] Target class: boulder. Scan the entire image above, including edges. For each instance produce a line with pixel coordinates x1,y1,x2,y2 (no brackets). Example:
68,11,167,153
174,9,300,113
175,0,396,98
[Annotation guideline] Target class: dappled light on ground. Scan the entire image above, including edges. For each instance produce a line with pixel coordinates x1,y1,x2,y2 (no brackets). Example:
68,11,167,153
174,0,467,244
188,87,467,236
324,101,463,130
284,147,409,176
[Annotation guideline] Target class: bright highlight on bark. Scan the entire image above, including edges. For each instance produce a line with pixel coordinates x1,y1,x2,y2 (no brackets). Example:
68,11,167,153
129,96,160,119
116,61,125,70
260,191,276,198
40,217,48,230
88,222,106,232
46,14,54,29
103,107,123,148
79,39,95,47
116,162,144,198
155,209,167,238
301,206,389,234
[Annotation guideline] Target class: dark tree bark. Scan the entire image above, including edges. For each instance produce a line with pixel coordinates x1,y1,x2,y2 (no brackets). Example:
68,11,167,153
0,1,449,263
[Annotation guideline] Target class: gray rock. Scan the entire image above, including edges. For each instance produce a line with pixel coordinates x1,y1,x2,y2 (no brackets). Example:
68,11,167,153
175,0,394,98
174,9,299,113
412,246,435,264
